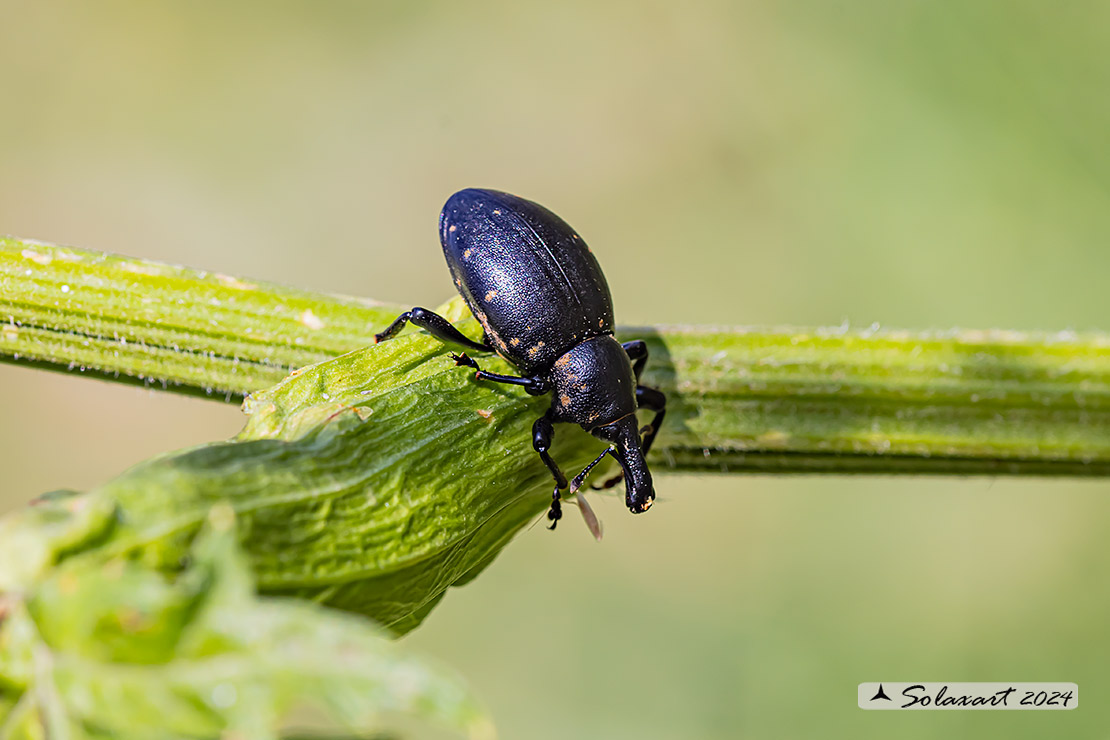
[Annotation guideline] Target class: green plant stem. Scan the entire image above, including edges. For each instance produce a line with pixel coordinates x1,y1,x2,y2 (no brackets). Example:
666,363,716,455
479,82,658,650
4,236,1110,476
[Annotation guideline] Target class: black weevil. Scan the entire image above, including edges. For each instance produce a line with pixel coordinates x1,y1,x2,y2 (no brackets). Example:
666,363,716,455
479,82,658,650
374,188,666,531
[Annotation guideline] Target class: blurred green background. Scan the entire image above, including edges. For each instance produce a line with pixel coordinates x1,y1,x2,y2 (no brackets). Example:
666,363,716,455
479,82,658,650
2,1,1108,737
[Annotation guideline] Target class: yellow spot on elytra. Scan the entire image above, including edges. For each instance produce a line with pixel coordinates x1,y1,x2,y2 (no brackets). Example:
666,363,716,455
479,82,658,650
527,341,546,357
493,209,502,215
598,318,604,328
463,249,471,258
555,354,570,367
560,394,571,406
509,337,521,347
449,224,457,233
471,306,492,332
641,498,653,511
298,309,325,330
485,290,497,301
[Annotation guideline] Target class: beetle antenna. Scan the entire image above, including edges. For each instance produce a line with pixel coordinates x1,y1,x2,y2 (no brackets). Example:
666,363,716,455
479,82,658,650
570,448,614,493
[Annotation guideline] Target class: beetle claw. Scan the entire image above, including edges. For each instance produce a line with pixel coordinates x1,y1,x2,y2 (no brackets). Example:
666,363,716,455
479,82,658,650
450,352,476,368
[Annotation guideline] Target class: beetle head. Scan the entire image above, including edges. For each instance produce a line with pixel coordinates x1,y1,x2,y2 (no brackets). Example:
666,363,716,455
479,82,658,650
592,415,655,514
547,336,655,514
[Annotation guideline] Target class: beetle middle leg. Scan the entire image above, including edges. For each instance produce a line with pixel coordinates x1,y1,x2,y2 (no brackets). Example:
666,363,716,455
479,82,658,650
374,306,492,353
450,353,551,396
634,386,667,456
532,413,569,529
620,339,667,450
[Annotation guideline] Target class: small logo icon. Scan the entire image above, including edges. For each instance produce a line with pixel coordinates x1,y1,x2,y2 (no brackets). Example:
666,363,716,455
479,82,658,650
870,684,892,702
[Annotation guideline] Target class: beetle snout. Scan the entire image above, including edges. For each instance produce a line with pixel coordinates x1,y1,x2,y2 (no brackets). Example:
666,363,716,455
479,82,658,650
595,416,657,515
625,466,655,513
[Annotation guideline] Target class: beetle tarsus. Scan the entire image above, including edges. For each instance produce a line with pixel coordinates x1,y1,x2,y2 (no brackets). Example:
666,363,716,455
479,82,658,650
547,487,563,530
373,311,412,344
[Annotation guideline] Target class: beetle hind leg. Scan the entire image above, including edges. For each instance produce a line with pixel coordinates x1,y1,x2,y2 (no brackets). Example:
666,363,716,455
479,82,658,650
373,306,492,353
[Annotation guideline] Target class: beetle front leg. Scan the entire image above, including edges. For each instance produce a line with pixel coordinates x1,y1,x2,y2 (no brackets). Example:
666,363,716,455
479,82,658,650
450,353,551,396
532,414,568,529
634,385,667,456
620,341,667,448
621,340,649,382
374,306,492,353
